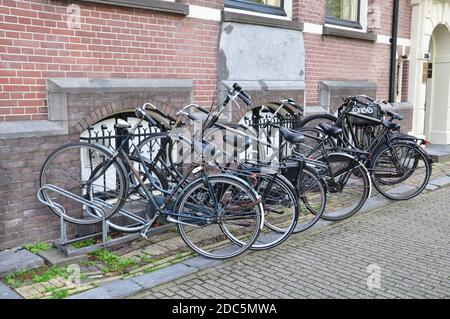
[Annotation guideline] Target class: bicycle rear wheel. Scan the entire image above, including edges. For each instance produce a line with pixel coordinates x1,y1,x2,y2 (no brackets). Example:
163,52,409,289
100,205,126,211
247,173,298,250
175,175,263,259
39,142,128,225
371,142,431,200
317,153,371,221
299,113,337,128
293,127,336,158
293,166,327,233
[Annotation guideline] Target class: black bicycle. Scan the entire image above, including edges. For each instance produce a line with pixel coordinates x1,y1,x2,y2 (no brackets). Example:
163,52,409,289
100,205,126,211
298,96,432,201
39,103,265,260
130,84,328,249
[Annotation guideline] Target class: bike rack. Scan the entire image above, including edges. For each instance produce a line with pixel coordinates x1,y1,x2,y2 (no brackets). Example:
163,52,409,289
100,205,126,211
37,184,143,256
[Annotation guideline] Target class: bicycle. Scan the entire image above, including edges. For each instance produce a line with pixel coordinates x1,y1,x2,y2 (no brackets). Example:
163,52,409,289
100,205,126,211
39,104,265,260
135,84,327,238
133,84,324,249
297,98,432,201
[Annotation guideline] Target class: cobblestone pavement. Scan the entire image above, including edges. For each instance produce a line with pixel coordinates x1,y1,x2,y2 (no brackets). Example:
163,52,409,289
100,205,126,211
133,185,450,299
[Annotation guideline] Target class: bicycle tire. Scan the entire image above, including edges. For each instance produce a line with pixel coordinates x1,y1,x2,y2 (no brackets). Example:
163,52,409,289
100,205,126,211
293,166,327,233
234,173,299,250
103,156,169,233
370,141,432,201
299,113,338,128
39,142,128,225
174,174,263,259
316,153,371,221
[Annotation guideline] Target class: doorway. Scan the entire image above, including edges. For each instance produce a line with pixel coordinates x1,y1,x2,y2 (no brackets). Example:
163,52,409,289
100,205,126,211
424,24,450,144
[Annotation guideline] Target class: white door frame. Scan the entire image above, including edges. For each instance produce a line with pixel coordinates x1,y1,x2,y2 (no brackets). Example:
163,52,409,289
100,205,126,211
409,0,450,144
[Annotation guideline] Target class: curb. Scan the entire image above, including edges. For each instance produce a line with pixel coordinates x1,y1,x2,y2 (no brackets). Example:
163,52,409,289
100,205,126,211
0,282,22,299
68,258,223,299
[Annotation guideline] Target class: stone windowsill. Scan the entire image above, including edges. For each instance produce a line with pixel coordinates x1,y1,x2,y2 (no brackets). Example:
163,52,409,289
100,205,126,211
0,120,67,139
319,81,377,90
47,78,193,94
222,11,304,31
75,0,189,16
0,78,194,139
322,26,377,42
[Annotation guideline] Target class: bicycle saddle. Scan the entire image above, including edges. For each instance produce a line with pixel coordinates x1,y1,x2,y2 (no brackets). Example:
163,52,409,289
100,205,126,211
386,110,404,121
381,121,401,131
279,127,305,144
223,135,253,150
318,123,343,138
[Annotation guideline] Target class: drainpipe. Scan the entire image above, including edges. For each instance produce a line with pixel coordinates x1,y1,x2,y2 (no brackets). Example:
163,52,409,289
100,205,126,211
389,0,400,103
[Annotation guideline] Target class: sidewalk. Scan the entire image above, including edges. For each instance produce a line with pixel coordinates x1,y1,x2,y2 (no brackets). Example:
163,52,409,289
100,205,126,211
132,185,450,299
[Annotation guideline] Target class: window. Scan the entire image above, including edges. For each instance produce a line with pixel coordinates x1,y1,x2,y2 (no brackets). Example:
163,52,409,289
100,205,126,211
326,0,362,29
225,0,287,16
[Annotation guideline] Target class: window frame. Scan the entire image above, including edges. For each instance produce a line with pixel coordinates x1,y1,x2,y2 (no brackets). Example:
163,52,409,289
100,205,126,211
325,0,363,30
224,0,287,17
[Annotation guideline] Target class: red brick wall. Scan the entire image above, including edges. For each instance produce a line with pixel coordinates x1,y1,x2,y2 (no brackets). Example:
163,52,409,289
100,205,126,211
0,0,219,122
180,0,223,10
296,0,326,24
304,34,392,105
295,0,412,106
374,0,411,38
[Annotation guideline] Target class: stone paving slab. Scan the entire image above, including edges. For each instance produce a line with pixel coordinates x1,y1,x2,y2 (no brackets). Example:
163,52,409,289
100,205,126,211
68,279,142,299
68,263,198,299
428,175,450,187
426,144,450,163
38,248,88,267
0,247,44,277
0,282,22,299
182,256,223,270
130,263,198,290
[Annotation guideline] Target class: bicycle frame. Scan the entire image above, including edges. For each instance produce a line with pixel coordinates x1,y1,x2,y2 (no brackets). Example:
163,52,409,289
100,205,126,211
85,115,221,230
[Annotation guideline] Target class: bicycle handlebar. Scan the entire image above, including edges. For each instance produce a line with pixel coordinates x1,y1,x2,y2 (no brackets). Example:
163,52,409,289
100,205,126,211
232,83,252,106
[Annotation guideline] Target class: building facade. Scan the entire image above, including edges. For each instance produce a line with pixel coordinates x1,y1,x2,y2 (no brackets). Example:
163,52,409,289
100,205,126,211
0,0,415,249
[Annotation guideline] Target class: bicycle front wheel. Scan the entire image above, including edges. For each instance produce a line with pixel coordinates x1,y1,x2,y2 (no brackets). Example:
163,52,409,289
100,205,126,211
371,142,431,200
39,142,128,225
175,175,263,259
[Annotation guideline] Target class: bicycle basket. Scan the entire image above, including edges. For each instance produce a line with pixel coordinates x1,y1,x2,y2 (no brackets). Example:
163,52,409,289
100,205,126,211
347,97,381,126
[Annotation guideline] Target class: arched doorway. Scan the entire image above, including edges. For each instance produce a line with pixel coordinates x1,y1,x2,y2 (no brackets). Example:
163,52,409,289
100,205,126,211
424,24,450,144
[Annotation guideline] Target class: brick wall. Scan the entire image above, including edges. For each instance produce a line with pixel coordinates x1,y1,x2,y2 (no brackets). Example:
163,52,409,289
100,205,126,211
298,0,412,107
0,0,413,121
0,0,219,122
304,34,392,106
